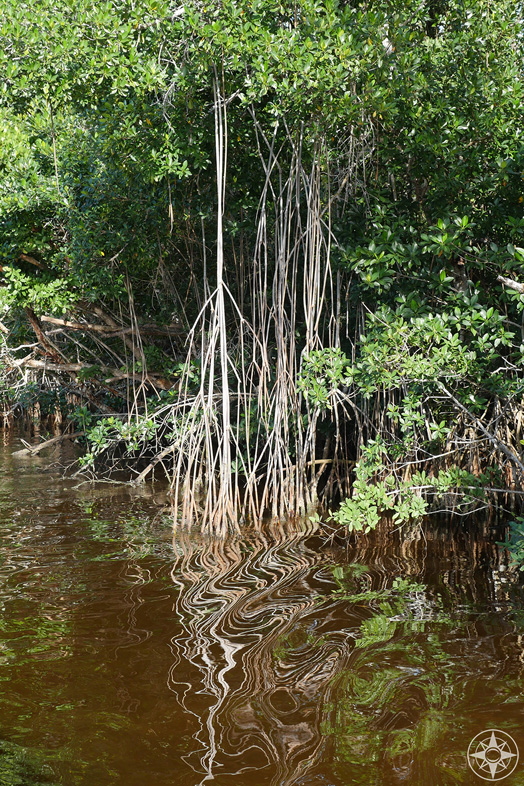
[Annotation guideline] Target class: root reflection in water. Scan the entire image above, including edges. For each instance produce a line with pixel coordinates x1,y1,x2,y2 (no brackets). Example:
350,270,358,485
168,520,349,786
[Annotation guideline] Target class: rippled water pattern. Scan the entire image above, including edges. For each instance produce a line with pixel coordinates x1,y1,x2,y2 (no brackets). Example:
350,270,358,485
1,430,524,785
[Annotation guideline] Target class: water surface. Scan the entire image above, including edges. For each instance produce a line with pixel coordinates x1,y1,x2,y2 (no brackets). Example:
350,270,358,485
1,429,524,785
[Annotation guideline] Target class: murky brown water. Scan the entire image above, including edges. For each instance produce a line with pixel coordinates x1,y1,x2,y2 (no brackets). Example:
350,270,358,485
1,429,524,785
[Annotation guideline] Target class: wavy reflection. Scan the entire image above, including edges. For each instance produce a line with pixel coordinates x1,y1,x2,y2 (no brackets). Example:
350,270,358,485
166,521,524,786
168,520,351,785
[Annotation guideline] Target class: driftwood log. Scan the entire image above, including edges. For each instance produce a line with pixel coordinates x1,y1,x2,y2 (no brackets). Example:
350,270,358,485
12,431,83,456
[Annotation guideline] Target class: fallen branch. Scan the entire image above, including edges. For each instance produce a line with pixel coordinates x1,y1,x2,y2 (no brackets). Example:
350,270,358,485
131,442,175,485
12,430,83,456
40,314,183,337
40,315,114,333
17,357,172,389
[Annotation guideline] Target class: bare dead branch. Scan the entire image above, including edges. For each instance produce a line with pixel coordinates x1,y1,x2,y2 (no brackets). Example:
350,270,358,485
498,275,524,294
13,431,83,456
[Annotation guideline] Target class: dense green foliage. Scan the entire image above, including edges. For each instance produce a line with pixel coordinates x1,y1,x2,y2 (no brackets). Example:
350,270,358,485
0,0,523,535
